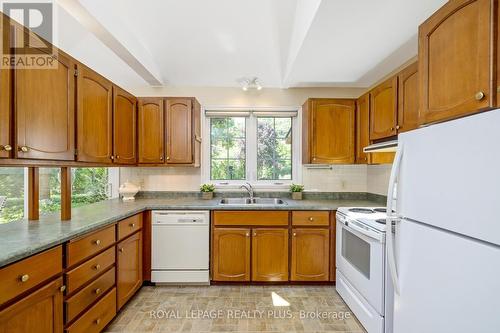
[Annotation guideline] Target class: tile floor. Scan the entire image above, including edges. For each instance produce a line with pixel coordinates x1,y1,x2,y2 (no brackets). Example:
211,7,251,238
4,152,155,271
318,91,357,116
105,285,366,333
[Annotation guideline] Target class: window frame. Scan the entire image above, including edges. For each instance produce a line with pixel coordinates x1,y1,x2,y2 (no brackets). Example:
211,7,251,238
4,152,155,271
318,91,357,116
202,106,302,189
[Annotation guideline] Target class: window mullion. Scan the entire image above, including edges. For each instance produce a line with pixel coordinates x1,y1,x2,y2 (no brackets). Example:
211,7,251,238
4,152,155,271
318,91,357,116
247,115,257,183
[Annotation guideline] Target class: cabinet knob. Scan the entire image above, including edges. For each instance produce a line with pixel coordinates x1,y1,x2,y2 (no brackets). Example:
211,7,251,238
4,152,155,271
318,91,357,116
293,232,297,237
60,285,66,292
110,155,114,160
1,144,12,151
94,318,101,325
245,232,250,237
396,125,401,130
166,156,170,160
94,288,101,295
253,232,257,236
93,264,101,270
94,239,101,245
18,146,29,152
160,156,164,161
116,155,120,159
119,247,124,253
129,223,135,228
308,217,314,221
19,274,30,282
475,91,485,101
391,127,395,131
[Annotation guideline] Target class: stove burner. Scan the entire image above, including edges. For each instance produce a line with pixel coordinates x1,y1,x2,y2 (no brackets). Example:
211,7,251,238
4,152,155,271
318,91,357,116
348,208,375,214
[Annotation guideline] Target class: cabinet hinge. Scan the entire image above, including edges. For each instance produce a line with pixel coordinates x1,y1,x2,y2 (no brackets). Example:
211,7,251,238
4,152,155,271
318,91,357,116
74,69,79,77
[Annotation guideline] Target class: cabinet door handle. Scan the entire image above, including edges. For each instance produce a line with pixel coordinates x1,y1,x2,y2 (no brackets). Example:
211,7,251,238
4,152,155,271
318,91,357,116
94,239,101,245
1,144,12,151
18,146,29,152
129,223,135,227
160,156,164,161
60,285,66,292
110,155,114,160
396,125,401,130
253,232,257,236
93,264,101,270
245,232,250,237
94,288,101,295
19,274,29,282
119,247,124,253
475,91,485,101
94,318,101,325
293,232,297,237
308,217,314,221
166,156,170,160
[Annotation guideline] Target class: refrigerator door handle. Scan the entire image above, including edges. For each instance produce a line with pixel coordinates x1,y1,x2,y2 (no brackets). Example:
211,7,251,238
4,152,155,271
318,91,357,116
386,143,404,295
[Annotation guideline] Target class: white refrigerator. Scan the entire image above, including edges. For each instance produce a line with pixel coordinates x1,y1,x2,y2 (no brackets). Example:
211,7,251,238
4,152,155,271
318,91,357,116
386,109,500,333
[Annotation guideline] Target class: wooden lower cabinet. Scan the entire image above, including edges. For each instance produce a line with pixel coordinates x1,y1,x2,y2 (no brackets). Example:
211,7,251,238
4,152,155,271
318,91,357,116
0,278,64,333
251,228,288,282
212,228,251,282
291,228,330,281
66,288,116,333
117,231,143,310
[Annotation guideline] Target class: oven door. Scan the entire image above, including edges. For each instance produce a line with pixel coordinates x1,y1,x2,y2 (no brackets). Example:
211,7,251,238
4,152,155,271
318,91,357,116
336,218,385,315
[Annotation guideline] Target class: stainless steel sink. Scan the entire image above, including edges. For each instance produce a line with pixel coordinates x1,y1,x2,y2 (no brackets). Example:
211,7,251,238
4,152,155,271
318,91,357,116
219,197,287,206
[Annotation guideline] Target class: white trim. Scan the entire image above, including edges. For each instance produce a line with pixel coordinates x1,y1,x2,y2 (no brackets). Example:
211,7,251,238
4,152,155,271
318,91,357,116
202,106,302,189
108,168,120,199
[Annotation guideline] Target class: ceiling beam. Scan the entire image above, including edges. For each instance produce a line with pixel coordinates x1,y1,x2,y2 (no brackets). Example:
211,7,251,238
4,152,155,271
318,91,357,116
56,0,163,86
282,0,323,88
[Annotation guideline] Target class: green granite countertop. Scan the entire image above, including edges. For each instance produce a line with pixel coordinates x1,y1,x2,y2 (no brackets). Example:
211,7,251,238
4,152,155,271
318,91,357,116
0,193,385,268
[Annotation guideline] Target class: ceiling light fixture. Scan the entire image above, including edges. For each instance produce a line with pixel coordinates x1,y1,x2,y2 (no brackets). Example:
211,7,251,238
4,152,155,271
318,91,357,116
240,77,262,91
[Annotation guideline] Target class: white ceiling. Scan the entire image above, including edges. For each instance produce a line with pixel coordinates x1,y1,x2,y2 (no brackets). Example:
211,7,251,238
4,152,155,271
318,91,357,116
47,0,447,89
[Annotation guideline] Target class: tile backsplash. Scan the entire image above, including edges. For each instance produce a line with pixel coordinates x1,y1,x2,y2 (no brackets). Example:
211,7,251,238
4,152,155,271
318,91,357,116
120,164,391,194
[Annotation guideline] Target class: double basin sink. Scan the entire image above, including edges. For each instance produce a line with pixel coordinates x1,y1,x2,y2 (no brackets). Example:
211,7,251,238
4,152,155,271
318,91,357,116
219,198,287,206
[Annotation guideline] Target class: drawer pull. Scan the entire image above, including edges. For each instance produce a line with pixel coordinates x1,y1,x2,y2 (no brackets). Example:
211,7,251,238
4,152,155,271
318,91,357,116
60,285,66,292
94,318,101,325
94,288,101,295
19,274,30,282
129,223,135,227
119,247,124,253
475,91,485,101
18,146,29,152
94,239,101,245
293,232,297,237
308,217,314,221
93,264,101,271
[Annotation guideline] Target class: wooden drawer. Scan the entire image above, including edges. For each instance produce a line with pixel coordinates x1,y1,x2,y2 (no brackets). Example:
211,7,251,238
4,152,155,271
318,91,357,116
213,211,289,226
66,225,115,267
0,246,62,306
292,211,330,226
117,214,142,240
66,247,115,294
65,267,115,324
66,288,116,333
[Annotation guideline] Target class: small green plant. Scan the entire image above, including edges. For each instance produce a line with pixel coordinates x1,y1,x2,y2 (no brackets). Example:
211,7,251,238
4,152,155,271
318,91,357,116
290,184,304,192
200,183,216,193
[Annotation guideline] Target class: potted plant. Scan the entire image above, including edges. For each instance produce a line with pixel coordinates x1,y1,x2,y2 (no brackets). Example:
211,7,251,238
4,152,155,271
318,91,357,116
290,184,305,200
200,183,216,200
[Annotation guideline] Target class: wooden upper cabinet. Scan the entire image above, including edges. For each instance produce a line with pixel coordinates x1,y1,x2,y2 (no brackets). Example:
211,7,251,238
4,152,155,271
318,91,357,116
370,76,398,140
419,0,493,124
355,93,370,164
76,65,113,163
0,15,12,159
113,86,137,165
291,228,329,281
14,49,76,160
251,228,288,282
302,98,355,164
397,62,419,133
117,231,142,310
212,228,251,282
0,278,63,333
165,98,193,164
138,98,164,164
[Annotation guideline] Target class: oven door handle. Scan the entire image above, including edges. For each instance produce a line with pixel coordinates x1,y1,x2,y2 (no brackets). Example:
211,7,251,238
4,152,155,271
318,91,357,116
386,143,404,295
340,220,383,243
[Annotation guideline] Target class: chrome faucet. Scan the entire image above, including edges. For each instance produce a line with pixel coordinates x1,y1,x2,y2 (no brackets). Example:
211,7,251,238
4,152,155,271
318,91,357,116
240,182,254,199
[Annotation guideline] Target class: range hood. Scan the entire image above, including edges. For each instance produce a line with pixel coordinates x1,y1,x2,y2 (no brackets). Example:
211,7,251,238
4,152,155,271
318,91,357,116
363,139,398,153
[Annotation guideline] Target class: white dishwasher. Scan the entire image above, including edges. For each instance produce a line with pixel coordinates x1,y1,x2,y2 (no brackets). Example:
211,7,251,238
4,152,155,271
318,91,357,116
151,210,210,284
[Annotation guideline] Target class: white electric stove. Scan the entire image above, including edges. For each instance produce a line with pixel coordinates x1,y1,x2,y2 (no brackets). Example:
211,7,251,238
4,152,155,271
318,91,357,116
336,207,394,333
